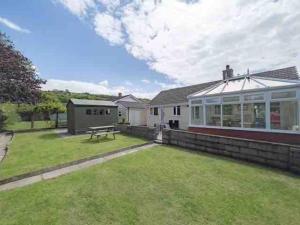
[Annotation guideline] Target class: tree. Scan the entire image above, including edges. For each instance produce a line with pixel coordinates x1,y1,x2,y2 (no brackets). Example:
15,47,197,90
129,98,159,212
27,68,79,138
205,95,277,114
35,92,66,128
0,32,45,104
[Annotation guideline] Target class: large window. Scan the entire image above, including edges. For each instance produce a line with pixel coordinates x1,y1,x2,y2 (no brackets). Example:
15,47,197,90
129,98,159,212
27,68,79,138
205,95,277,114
154,107,159,116
222,104,241,127
243,103,266,128
191,105,203,125
271,101,298,130
206,105,221,126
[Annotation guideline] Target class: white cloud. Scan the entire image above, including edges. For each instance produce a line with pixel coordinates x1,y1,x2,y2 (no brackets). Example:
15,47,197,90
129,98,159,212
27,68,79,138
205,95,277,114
125,80,133,86
99,80,109,86
94,12,124,45
56,0,95,17
0,16,30,33
56,0,300,85
141,79,150,84
43,79,156,99
154,80,181,90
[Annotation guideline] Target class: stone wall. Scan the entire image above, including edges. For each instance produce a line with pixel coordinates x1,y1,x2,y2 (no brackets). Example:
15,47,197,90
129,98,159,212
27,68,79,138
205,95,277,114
116,124,158,140
163,129,300,174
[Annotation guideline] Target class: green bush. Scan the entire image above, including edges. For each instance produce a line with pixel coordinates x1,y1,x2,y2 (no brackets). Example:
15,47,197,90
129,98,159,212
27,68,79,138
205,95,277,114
0,103,21,130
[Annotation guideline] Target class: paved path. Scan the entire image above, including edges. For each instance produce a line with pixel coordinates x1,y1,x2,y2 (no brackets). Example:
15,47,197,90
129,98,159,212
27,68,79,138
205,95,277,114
0,143,158,192
0,132,12,162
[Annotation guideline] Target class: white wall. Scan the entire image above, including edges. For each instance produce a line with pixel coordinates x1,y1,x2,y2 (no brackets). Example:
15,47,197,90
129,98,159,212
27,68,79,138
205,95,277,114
129,108,147,126
118,104,128,123
147,103,189,130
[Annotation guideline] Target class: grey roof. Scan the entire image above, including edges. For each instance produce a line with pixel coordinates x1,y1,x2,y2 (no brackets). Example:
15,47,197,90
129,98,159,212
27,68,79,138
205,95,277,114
249,66,298,80
69,99,117,107
150,66,299,105
117,101,146,109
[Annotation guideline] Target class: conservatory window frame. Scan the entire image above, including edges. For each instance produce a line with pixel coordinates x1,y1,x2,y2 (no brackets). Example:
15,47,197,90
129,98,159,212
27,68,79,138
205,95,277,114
189,88,300,134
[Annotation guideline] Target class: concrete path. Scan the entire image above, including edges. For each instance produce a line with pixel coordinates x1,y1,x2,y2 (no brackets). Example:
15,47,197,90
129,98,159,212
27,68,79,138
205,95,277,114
0,143,158,192
0,132,12,162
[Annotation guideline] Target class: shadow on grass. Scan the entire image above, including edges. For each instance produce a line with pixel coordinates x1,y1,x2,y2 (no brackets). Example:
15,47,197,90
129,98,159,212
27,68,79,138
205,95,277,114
80,136,115,144
168,145,300,179
37,133,59,140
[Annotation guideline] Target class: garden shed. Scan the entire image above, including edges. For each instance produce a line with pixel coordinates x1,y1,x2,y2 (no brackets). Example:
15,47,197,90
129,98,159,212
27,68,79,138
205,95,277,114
67,99,118,134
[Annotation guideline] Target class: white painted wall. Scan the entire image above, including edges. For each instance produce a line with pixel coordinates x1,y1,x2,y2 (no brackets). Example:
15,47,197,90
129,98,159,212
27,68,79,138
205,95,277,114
129,108,147,126
147,103,189,130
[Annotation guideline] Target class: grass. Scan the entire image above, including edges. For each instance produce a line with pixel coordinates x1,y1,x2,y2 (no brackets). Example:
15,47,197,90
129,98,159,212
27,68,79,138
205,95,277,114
0,130,147,180
0,145,300,225
5,121,55,131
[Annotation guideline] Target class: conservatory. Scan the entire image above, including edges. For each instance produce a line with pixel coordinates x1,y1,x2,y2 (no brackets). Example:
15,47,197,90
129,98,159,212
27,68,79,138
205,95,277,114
188,75,300,134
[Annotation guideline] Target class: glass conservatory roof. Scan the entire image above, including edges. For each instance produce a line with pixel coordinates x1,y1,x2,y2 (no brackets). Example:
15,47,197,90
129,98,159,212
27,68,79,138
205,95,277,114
190,76,300,98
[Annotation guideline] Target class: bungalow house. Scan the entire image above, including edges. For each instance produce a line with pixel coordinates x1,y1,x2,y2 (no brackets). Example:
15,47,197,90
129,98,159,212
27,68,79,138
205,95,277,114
148,66,300,144
114,94,147,126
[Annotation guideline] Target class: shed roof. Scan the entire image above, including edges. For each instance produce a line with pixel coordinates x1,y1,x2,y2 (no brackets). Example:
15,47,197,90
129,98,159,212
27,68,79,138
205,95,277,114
69,99,117,107
117,101,146,109
150,66,299,105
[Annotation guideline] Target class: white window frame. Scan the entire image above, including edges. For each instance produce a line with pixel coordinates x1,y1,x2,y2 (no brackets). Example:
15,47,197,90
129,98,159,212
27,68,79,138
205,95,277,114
188,88,300,134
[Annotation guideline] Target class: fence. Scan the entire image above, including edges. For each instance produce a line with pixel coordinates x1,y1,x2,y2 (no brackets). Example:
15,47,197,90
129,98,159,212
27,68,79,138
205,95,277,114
5,112,67,132
163,129,300,174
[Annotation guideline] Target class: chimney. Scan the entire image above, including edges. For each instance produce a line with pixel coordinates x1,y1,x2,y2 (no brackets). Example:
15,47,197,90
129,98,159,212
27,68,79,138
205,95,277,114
118,92,122,97
222,65,234,80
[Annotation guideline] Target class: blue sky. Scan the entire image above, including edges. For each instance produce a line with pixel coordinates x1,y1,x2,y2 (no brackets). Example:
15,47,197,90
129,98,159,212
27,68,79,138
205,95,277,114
0,0,299,98
0,0,174,98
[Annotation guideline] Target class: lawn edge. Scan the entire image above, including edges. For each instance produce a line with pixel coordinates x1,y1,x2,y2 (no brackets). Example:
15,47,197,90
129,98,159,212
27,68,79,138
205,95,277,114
0,141,153,185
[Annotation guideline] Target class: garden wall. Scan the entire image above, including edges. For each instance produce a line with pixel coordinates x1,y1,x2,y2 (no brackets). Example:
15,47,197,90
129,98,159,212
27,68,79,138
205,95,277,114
116,125,158,140
163,129,300,174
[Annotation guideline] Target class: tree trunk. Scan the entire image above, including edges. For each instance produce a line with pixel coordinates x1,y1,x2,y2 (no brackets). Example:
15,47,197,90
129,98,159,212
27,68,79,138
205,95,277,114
55,111,59,128
30,112,34,129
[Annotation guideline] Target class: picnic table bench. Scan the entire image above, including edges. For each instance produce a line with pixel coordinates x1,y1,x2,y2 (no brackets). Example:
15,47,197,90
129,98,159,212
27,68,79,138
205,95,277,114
87,126,120,140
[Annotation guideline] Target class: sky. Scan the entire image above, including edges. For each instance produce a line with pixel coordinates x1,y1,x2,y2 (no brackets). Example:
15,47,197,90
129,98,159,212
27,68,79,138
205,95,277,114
0,0,300,99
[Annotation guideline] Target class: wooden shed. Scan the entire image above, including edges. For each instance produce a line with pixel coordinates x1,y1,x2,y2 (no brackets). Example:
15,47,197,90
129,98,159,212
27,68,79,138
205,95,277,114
67,99,118,134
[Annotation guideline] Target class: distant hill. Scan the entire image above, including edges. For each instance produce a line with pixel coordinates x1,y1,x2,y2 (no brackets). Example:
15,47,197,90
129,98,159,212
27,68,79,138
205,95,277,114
44,90,150,104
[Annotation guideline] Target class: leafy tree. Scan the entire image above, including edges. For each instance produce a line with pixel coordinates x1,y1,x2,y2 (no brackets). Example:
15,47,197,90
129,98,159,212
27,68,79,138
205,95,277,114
0,32,45,104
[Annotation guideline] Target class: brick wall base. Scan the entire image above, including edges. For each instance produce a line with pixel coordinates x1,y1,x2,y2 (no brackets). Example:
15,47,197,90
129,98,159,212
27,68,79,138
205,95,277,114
163,129,300,174
189,127,300,145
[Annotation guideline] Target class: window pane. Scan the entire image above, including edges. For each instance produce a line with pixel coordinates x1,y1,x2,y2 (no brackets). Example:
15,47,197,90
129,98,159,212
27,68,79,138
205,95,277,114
177,106,181,115
206,105,221,126
271,91,296,99
271,101,299,130
191,100,202,105
154,107,159,115
191,106,203,125
206,98,220,104
244,94,264,101
223,96,240,103
222,104,241,127
243,103,266,128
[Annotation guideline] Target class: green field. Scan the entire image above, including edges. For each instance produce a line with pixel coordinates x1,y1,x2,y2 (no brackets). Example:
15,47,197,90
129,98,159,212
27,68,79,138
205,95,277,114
0,145,299,225
0,130,147,180
5,121,55,131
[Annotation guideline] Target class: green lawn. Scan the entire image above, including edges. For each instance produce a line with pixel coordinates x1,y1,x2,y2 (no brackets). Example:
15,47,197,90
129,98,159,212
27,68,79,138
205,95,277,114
6,120,55,131
1,145,300,225
0,130,147,180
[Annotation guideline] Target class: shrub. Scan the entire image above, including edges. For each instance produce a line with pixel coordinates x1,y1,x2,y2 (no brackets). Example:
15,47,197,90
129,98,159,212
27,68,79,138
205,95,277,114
0,103,20,130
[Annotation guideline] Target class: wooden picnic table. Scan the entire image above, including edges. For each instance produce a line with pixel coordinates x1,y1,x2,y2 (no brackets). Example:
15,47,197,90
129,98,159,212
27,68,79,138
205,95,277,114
87,125,119,139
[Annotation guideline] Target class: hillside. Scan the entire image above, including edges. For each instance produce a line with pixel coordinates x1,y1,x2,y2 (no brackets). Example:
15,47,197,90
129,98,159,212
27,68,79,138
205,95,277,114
44,90,150,104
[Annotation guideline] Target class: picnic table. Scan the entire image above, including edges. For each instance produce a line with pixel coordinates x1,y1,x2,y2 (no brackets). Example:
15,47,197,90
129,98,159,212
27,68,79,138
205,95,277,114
87,125,120,140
